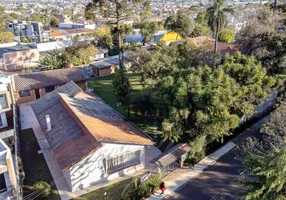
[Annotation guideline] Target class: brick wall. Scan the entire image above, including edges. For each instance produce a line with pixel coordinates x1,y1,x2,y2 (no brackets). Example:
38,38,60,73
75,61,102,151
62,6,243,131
39,88,45,97
98,65,117,77
76,81,86,90
15,82,87,105
15,89,36,105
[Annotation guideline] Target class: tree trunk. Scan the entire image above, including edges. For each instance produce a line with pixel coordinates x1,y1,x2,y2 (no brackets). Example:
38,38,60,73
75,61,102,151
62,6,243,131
116,3,123,69
214,23,219,54
273,0,277,12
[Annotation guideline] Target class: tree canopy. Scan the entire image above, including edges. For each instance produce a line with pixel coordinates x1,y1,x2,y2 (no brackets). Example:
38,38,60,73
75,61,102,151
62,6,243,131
135,21,160,43
164,11,194,38
241,104,286,200
0,31,14,44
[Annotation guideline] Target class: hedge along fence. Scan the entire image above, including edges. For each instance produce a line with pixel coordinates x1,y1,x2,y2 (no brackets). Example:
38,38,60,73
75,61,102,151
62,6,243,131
122,174,162,200
13,104,23,200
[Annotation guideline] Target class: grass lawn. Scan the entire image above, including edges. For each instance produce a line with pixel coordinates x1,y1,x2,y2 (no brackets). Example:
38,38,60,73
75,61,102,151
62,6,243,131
75,178,134,200
20,128,60,200
88,73,162,140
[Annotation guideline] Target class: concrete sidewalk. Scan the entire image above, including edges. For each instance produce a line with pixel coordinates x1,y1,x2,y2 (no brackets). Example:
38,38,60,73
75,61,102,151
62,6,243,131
147,142,236,200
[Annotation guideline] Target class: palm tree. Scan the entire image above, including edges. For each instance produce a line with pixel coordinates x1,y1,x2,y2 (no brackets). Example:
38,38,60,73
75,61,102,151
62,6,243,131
206,0,228,53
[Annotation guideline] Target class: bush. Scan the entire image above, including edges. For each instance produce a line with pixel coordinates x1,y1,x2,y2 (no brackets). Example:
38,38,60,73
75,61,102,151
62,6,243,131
123,174,162,200
218,29,235,43
33,181,51,197
190,23,210,37
184,135,207,165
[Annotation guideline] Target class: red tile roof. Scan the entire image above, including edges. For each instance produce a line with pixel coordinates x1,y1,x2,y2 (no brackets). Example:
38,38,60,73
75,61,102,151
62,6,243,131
31,81,153,171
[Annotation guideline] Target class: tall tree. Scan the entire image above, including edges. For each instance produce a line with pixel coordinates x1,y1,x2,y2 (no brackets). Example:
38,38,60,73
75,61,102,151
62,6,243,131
113,69,131,104
91,0,150,68
206,0,231,53
164,10,194,38
237,6,282,56
242,146,286,200
50,16,60,28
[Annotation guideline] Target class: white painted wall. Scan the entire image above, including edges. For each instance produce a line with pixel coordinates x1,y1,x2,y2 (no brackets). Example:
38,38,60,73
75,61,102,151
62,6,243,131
36,40,73,52
64,142,146,192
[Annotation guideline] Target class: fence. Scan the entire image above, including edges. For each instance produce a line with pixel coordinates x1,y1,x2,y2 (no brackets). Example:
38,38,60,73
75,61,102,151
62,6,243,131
13,104,22,200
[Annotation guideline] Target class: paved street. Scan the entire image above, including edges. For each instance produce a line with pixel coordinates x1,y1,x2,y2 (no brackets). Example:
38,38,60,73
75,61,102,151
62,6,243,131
167,116,270,200
167,148,244,200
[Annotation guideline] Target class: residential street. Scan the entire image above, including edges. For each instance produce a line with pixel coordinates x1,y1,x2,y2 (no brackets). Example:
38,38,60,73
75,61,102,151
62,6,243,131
166,116,269,200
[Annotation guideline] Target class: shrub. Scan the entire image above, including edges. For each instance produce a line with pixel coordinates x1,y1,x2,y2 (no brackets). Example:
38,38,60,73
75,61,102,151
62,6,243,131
218,29,235,43
33,181,51,197
123,174,162,199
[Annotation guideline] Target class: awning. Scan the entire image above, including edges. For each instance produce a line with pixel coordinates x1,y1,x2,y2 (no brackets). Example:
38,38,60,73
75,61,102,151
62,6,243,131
151,143,191,168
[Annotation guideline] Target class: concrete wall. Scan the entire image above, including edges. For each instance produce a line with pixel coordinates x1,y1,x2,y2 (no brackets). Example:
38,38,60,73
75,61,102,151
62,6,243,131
240,91,278,123
2,49,40,71
37,40,73,52
0,139,16,197
64,142,145,192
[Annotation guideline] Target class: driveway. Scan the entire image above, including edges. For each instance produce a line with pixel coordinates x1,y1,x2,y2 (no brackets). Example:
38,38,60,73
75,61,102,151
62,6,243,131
167,116,269,200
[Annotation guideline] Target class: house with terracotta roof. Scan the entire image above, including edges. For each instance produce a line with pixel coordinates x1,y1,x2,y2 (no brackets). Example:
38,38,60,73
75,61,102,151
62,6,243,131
30,81,155,192
12,68,90,105
51,32,67,41
187,36,239,56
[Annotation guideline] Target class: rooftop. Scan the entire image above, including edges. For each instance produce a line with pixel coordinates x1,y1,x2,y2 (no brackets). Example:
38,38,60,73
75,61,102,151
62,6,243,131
31,81,153,171
0,44,37,58
13,67,90,91
151,143,191,168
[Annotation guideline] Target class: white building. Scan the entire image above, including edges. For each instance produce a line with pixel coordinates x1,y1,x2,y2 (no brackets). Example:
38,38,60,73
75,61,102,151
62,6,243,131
0,139,16,199
0,75,12,129
31,81,156,192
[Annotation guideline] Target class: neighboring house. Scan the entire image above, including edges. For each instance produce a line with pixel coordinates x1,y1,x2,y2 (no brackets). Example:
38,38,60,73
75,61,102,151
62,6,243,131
12,68,90,105
154,31,182,44
51,32,67,41
124,30,182,45
89,57,132,77
0,139,16,199
0,45,40,71
187,36,239,56
0,74,13,129
31,81,154,192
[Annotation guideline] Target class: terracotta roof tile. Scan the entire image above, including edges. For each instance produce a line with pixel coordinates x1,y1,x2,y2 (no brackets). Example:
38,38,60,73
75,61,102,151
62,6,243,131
13,68,90,91
59,92,154,145
31,81,153,171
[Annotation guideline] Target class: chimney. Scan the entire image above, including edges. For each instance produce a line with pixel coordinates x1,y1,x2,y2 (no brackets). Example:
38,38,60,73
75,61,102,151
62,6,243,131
46,115,51,131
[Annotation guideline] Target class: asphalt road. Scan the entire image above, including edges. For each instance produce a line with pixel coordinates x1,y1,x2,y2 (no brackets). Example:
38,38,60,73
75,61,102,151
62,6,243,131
166,148,244,200
166,116,270,200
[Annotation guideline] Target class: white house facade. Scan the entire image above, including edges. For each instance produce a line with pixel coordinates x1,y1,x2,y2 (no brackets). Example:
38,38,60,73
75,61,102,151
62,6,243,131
64,142,145,191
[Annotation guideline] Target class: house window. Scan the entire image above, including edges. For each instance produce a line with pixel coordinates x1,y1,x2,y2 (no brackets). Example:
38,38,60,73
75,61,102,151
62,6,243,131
19,90,30,98
0,94,8,109
45,85,55,93
107,150,141,173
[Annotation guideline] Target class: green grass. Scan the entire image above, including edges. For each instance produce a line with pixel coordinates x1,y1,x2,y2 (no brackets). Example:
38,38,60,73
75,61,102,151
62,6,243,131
20,128,60,200
88,73,162,140
75,177,134,200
